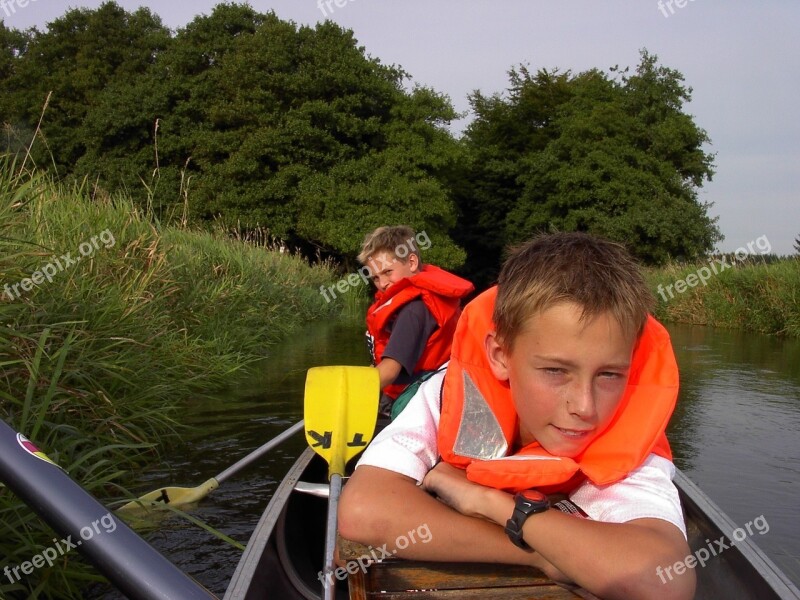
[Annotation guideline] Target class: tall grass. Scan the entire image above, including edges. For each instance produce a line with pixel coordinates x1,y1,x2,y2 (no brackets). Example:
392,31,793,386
0,158,342,599
164,228,339,353
647,258,800,336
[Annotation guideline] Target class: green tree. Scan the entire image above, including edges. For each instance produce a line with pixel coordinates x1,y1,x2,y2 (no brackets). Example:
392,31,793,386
293,85,466,268
74,2,268,217
0,23,32,154
2,2,171,174
449,67,573,285
76,6,466,266
452,51,720,287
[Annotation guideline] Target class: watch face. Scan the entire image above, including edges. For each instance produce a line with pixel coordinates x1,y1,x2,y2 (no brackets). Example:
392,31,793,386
519,489,547,503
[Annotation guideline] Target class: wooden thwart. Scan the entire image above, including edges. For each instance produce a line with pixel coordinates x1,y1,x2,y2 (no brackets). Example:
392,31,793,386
339,536,599,600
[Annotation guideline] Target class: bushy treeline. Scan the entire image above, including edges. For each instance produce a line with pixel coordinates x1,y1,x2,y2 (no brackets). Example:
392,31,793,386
2,2,720,287
0,159,340,598
453,61,720,287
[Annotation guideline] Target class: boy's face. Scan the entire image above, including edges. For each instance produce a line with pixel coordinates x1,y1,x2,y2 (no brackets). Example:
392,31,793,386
368,251,419,292
485,302,635,458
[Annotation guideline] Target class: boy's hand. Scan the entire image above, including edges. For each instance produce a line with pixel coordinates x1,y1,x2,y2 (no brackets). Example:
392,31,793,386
421,462,511,523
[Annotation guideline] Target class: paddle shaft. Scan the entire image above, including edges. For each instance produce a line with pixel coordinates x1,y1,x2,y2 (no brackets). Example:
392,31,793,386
322,473,343,600
0,420,216,600
214,419,304,484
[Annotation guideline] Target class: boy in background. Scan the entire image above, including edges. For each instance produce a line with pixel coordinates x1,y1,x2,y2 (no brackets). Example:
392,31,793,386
358,226,473,416
341,232,695,599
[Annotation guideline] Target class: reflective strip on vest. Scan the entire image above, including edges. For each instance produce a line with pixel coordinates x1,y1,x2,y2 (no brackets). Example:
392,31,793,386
453,371,508,460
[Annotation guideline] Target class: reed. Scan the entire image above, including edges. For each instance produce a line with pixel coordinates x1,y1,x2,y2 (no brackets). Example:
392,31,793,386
0,158,342,598
647,257,800,336
337,284,372,322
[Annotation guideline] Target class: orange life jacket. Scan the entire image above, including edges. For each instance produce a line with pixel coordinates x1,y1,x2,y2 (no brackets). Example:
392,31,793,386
366,265,474,399
438,287,678,493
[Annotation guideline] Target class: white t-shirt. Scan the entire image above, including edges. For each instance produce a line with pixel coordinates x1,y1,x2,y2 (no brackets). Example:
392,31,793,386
356,369,687,538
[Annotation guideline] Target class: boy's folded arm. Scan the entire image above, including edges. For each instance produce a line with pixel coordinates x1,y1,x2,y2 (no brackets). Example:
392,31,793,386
514,510,696,600
340,466,693,600
422,462,695,600
338,465,539,567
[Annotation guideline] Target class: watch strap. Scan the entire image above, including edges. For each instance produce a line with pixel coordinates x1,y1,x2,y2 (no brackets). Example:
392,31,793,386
505,508,531,550
505,493,549,550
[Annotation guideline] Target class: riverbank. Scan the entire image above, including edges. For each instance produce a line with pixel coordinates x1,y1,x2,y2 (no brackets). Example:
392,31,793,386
0,160,342,598
647,257,800,337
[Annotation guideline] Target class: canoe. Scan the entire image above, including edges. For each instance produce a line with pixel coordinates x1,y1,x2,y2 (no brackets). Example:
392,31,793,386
224,447,800,600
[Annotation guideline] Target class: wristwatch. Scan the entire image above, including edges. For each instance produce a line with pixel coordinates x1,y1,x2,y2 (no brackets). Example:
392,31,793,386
505,489,550,550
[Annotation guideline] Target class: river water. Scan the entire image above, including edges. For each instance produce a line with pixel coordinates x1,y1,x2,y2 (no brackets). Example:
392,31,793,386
666,323,800,585
100,319,800,597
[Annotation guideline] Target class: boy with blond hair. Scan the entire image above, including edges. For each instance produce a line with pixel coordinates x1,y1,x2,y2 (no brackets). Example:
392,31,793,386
358,226,473,416
340,232,695,599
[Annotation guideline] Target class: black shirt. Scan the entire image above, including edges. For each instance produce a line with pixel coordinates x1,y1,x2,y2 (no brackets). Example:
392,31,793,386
381,299,439,385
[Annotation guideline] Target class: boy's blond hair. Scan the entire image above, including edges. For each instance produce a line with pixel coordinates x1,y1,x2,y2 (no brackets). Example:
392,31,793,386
358,226,421,265
494,232,654,349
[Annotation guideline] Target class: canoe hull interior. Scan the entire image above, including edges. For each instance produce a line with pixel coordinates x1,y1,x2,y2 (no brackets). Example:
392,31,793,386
225,448,348,600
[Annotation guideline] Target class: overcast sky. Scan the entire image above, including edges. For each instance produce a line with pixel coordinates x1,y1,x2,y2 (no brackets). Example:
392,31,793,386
4,1,798,254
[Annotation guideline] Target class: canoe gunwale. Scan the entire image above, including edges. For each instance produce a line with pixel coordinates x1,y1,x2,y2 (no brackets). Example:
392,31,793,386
674,467,800,599
223,447,315,599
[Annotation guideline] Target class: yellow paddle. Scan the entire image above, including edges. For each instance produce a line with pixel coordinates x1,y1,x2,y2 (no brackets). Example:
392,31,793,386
117,421,305,512
304,366,379,600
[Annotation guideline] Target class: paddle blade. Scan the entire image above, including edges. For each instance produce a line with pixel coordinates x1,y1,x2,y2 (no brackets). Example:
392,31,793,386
304,366,379,478
117,478,219,513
